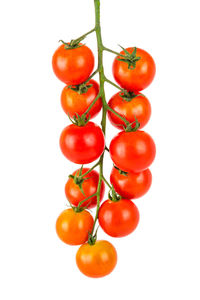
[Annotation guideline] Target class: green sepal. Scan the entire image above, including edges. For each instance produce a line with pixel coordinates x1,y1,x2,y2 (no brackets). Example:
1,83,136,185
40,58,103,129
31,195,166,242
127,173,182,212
68,83,93,95
114,165,128,176
108,185,121,202
117,46,141,70
68,113,90,127
119,90,140,102
59,39,84,50
124,115,140,132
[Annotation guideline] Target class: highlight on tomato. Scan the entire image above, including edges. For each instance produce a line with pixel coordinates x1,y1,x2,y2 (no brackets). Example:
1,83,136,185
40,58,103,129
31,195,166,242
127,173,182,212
52,42,94,85
110,130,156,173
112,47,156,92
76,240,117,278
108,91,151,130
60,121,105,164
61,79,102,119
65,168,105,209
99,198,139,237
56,208,94,246
110,166,152,199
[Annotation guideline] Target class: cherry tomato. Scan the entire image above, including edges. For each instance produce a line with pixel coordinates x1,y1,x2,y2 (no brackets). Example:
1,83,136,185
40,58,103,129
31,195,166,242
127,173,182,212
99,199,139,237
56,209,94,245
110,167,152,199
52,44,94,85
60,122,105,164
76,240,117,278
65,168,105,209
61,80,102,119
110,130,156,172
108,92,151,130
113,47,156,92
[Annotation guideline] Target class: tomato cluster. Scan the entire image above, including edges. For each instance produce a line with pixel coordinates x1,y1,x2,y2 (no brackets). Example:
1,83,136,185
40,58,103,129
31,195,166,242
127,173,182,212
52,28,156,278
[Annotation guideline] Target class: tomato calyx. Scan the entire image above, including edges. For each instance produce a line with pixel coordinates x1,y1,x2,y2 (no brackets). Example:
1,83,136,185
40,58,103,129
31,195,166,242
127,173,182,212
119,90,140,102
108,185,122,202
114,165,128,177
59,39,83,50
124,115,140,132
117,46,141,70
68,113,90,127
68,83,93,95
88,227,98,245
68,166,91,196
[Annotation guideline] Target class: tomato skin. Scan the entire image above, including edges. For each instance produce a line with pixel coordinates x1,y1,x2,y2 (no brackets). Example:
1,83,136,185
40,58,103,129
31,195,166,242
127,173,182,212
60,122,105,164
52,44,94,85
113,47,156,92
76,240,117,278
110,167,152,199
110,130,156,172
56,209,94,246
61,80,102,119
65,168,105,209
99,199,139,237
108,92,151,130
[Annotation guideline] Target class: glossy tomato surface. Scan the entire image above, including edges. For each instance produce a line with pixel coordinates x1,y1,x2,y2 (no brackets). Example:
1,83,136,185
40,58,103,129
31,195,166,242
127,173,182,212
61,79,102,119
110,130,156,172
76,240,117,278
113,47,156,92
110,167,152,199
99,199,139,237
65,168,105,209
56,209,94,245
60,122,105,164
52,44,94,85
108,92,151,130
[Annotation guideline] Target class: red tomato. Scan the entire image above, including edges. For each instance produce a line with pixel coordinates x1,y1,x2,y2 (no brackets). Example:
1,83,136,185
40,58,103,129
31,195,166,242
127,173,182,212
52,44,94,85
110,130,156,172
76,240,117,278
113,47,156,92
60,122,105,164
56,209,94,245
65,168,105,209
110,167,152,199
99,199,139,237
108,92,151,129
61,80,102,119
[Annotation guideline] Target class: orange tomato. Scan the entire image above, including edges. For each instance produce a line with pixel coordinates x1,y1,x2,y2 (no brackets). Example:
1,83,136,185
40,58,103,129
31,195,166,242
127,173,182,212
76,240,117,278
108,92,151,130
52,44,94,85
65,168,105,209
61,80,102,119
56,209,94,245
113,47,156,92
110,166,152,199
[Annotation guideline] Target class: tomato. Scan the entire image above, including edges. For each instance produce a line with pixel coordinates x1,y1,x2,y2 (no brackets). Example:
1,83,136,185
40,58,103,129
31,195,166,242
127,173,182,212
52,44,94,85
56,209,94,245
113,47,156,92
61,80,102,119
76,240,117,278
110,167,152,199
110,130,156,172
60,122,105,164
99,199,139,237
108,92,151,130
65,168,105,209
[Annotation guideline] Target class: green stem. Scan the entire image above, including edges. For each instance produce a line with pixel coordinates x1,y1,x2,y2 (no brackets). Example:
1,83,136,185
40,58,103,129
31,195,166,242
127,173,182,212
79,161,100,179
72,27,96,45
102,176,112,189
104,77,124,91
103,46,126,58
90,0,107,237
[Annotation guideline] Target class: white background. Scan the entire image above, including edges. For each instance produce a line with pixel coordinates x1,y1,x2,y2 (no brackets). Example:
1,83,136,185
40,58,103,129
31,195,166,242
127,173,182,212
0,0,200,299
